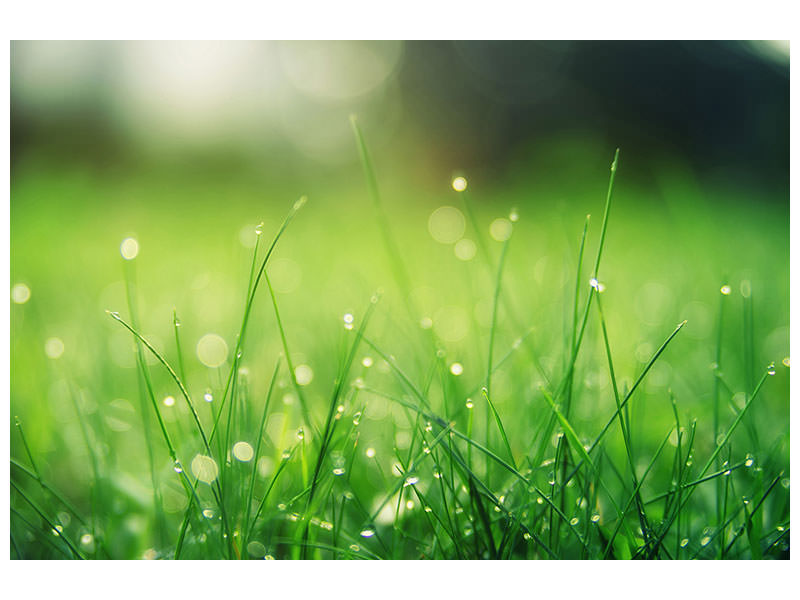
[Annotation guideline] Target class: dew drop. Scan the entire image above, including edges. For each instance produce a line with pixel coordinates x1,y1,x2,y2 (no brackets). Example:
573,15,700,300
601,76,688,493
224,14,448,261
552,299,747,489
450,362,464,376
404,475,419,487
349,544,360,552
591,514,600,523
203,391,213,402
465,399,474,409
352,412,362,425
120,237,139,260
782,356,790,367
247,540,266,558
332,467,346,476
680,538,689,548
700,536,711,546
452,176,468,192
569,517,579,526
720,285,731,295
173,461,183,473
365,447,376,458
163,396,175,407
296,428,305,440
362,356,373,368
767,363,776,376
359,527,376,538
744,454,754,468
202,509,215,519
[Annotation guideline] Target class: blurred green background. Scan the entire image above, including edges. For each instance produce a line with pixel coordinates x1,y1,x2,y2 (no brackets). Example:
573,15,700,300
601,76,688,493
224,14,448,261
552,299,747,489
10,41,789,558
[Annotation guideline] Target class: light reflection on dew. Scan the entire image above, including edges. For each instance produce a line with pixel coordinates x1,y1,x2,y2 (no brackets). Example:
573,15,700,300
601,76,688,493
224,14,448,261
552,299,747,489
120,237,139,260
362,356,373,368
163,396,175,407
404,475,419,487
365,447,376,458
233,441,254,462
720,284,731,295
359,528,375,538
295,364,314,386
11,283,31,304
452,176,468,192
450,362,464,376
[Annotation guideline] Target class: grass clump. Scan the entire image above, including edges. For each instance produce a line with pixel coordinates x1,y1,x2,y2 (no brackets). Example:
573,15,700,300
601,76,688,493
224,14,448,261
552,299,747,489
9,125,789,560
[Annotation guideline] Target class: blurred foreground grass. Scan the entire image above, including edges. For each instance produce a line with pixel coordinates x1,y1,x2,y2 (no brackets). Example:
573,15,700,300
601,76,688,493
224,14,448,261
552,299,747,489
10,138,789,559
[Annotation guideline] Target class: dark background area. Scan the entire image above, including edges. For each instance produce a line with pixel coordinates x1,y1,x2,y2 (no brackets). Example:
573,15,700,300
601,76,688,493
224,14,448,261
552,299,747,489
12,41,789,198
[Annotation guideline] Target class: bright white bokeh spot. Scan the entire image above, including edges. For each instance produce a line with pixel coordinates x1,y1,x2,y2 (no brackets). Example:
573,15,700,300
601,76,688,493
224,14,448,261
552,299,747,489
11,283,31,304
233,441,254,462
450,362,464,376
720,284,731,295
120,237,139,260
452,176,468,192
361,356,373,368
454,238,477,261
45,337,65,359
295,364,314,386
162,396,175,407
365,447,376,458
196,334,228,368
428,206,466,244
191,454,219,484
489,218,513,242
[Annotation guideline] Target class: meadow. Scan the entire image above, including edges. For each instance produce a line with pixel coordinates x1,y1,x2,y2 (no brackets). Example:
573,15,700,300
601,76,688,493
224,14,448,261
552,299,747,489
10,122,790,560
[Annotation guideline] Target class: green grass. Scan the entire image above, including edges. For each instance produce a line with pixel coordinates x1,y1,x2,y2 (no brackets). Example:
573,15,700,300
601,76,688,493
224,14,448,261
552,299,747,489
9,127,789,560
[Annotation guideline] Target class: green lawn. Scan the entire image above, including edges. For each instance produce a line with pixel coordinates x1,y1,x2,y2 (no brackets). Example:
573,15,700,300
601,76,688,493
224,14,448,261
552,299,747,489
10,137,789,559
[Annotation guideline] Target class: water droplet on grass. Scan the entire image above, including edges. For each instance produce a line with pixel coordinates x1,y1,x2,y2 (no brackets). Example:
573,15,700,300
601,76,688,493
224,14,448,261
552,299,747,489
203,391,213,402
404,475,419,487
360,527,376,538
362,356,373,368
745,454,754,468
465,399,473,409
173,461,183,473
700,536,711,546
720,285,731,295
591,514,600,523
452,176,468,192
570,517,579,526
247,540,266,558
450,362,464,376
680,538,689,547
352,412,362,425
365,447,376,458
202,509,214,519
296,428,305,440
332,467,345,476
768,363,776,376
163,396,175,407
